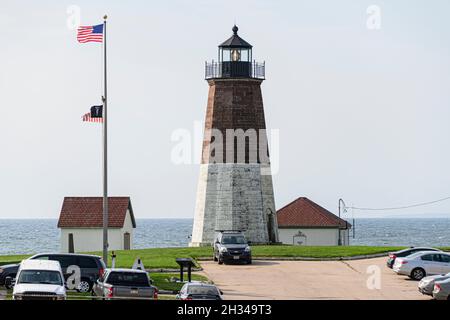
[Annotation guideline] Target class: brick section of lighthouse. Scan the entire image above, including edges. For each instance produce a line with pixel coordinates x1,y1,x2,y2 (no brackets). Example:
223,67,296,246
190,78,279,246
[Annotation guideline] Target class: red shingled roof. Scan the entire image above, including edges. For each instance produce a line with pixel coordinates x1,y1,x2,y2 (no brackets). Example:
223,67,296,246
277,197,350,229
57,197,136,228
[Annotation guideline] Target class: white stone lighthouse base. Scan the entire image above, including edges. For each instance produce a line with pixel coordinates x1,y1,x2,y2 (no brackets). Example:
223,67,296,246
190,163,277,246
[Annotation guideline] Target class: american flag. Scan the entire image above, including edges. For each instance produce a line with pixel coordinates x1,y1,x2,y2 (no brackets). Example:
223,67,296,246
77,24,104,43
82,112,103,123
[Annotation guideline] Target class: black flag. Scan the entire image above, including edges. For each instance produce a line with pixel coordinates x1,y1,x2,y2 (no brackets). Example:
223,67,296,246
90,105,103,118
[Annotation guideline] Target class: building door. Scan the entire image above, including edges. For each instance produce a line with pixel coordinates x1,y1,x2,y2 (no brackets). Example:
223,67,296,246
124,232,131,250
68,233,74,253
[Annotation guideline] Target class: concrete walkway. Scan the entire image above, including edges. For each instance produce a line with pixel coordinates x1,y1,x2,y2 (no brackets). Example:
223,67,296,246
200,257,428,300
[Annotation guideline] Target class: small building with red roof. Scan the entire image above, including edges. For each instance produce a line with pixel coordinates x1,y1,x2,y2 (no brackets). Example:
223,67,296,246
276,197,351,246
57,197,136,253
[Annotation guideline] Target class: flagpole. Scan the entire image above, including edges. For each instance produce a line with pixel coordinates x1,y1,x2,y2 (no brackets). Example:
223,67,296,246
102,14,108,266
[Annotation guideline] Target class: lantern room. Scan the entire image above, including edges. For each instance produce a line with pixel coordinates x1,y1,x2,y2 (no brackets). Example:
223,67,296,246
205,25,265,80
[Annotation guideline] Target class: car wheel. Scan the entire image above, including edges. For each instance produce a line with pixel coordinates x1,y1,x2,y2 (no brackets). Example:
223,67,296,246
218,256,224,265
5,282,13,290
77,280,92,293
247,259,252,265
213,253,218,262
411,268,426,281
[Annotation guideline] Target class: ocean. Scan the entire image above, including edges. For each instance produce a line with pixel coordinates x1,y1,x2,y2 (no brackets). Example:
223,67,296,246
0,218,449,255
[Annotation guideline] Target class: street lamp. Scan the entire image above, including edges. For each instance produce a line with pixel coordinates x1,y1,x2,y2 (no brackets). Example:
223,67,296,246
338,198,347,246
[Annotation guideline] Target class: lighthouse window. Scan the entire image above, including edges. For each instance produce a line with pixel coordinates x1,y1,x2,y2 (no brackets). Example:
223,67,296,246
240,50,249,61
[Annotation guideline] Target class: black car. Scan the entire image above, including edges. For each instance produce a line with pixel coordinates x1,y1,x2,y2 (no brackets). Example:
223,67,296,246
176,283,223,300
0,264,20,289
0,253,106,292
213,231,252,265
386,247,441,268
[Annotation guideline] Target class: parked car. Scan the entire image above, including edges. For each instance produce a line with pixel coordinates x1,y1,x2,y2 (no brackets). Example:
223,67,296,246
176,282,223,300
418,272,450,296
213,231,252,265
432,278,450,300
93,268,158,300
0,264,21,289
393,251,450,280
8,259,66,300
387,247,441,268
1,253,105,292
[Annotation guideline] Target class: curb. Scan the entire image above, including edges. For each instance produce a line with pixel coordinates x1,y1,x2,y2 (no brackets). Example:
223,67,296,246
196,253,389,262
146,267,203,273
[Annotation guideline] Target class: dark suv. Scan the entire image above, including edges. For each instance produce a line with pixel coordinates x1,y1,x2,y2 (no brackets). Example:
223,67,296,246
0,253,105,292
213,231,252,265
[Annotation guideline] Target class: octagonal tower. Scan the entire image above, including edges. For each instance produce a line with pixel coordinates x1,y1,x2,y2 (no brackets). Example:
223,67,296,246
190,26,279,246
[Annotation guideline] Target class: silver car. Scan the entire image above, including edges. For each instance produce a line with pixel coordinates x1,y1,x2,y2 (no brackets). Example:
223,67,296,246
393,251,450,280
418,272,450,296
432,277,450,300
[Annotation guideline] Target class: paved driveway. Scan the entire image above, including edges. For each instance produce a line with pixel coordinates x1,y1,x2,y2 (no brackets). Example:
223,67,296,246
200,257,428,300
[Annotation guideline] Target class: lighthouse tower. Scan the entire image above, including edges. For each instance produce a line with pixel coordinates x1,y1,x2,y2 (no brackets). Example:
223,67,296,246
190,26,279,246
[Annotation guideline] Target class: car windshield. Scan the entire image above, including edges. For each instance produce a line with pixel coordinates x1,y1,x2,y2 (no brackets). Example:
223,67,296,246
107,272,149,286
17,270,62,285
222,235,246,245
188,285,220,296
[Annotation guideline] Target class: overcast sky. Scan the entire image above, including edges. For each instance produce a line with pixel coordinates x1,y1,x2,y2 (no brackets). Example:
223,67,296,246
1,0,450,220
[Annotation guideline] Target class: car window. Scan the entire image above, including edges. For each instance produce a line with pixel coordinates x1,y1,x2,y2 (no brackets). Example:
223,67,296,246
77,257,98,268
187,285,220,296
440,255,450,263
17,270,63,285
432,254,442,262
53,255,77,268
180,285,187,294
421,254,434,261
33,255,50,260
107,272,149,286
222,235,246,244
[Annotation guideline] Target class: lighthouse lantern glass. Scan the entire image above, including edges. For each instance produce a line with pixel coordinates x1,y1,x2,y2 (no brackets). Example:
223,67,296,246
231,49,240,61
219,48,251,63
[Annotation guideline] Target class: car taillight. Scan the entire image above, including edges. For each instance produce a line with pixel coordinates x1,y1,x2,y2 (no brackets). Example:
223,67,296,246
434,284,441,292
401,260,408,264
153,288,158,300
389,254,396,259
107,287,114,298
183,295,193,300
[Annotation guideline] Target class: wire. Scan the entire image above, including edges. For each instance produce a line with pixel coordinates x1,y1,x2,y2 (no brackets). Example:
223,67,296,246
347,195,450,211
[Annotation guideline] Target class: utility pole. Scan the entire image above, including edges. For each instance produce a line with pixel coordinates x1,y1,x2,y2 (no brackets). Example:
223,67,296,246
338,198,346,246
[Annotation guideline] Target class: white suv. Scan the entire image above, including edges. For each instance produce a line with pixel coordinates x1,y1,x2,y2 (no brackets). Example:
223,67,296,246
11,259,66,300
393,251,450,280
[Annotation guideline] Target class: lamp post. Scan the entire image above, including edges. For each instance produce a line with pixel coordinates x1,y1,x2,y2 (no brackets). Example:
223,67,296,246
338,198,347,246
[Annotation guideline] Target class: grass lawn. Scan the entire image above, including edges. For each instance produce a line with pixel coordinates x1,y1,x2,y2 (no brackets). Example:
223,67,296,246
2,246,450,269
